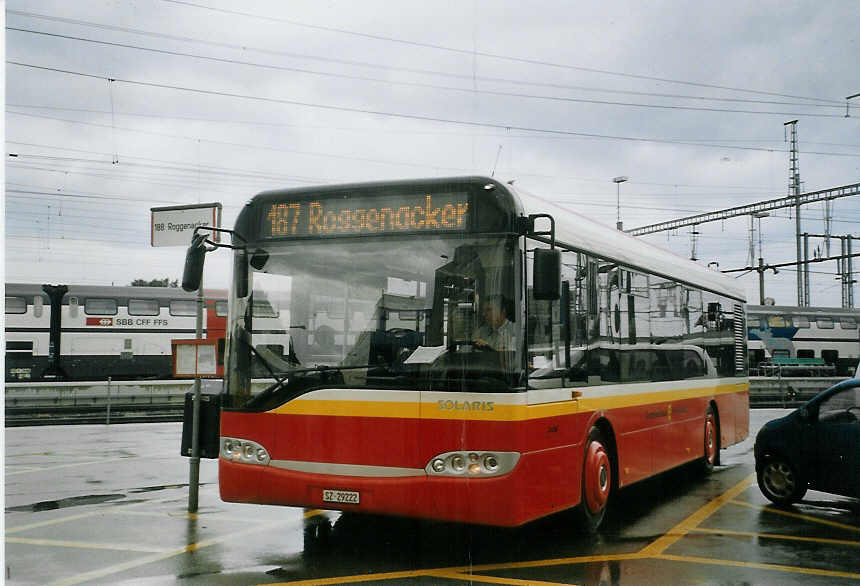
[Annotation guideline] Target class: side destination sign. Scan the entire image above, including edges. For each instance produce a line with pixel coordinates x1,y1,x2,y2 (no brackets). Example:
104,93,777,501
261,192,470,238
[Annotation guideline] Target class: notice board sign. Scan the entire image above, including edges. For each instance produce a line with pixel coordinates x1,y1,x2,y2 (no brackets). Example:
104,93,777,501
151,203,222,247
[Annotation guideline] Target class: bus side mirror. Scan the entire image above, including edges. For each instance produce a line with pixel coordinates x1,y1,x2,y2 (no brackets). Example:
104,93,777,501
533,248,560,300
182,233,207,292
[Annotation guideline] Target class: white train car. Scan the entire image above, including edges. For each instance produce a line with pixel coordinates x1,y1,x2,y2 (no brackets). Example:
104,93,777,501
5,283,227,382
746,304,860,376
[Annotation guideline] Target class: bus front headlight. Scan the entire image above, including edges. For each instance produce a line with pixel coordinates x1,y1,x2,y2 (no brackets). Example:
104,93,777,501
425,451,520,477
220,437,270,466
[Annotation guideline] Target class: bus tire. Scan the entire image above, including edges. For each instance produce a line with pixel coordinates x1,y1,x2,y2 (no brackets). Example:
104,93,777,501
701,406,719,474
579,426,612,533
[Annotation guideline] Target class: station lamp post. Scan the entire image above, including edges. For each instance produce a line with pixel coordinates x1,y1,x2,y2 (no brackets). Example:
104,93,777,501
613,176,628,231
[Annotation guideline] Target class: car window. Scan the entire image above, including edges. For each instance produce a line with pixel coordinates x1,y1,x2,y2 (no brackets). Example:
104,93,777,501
818,388,860,424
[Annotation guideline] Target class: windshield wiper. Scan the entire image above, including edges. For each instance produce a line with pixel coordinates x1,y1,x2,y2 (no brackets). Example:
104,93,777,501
246,363,376,410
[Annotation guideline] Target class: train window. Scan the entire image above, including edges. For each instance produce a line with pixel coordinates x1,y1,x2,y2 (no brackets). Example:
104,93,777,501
797,349,814,358
170,300,197,316
816,316,834,329
6,341,33,353
5,297,27,314
33,295,44,318
128,299,160,316
794,315,810,328
767,315,790,327
839,317,857,330
822,350,839,364
85,298,118,315
215,300,228,317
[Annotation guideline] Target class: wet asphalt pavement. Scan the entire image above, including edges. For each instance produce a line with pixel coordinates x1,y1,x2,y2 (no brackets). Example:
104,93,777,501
4,410,859,585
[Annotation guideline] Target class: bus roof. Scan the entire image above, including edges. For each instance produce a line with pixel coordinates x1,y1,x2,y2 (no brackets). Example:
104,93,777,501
507,181,746,302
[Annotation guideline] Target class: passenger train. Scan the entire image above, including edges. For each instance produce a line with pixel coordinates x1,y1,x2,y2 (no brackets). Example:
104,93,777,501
7,294,857,383
5,283,227,382
746,304,860,376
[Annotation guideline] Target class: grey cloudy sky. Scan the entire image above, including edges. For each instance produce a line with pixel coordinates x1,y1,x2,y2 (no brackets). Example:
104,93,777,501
5,0,860,306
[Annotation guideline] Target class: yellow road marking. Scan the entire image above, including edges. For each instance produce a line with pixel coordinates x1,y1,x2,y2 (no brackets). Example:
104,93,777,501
688,527,860,547
47,518,297,586
728,499,860,532
6,537,170,553
427,571,573,585
4,456,134,476
655,553,860,580
456,553,644,573
260,569,444,585
263,554,645,585
117,510,269,523
5,496,178,535
638,472,756,556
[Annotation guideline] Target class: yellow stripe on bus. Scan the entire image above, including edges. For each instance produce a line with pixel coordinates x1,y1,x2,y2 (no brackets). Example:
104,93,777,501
268,382,748,421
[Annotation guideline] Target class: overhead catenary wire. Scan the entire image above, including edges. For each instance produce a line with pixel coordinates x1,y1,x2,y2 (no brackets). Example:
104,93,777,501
7,60,849,121
6,76,858,159
157,0,845,105
5,27,847,113
9,104,860,151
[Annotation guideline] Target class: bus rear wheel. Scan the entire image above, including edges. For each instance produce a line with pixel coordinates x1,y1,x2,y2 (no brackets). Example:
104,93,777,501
579,426,612,533
701,407,719,474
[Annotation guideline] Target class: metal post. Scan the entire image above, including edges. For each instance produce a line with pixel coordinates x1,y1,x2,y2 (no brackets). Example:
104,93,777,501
803,233,810,306
188,282,204,513
846,235,854,308
106,376,111,425
784,120,803,306
613,176,627,231
841,238,848,308
758,258,765,305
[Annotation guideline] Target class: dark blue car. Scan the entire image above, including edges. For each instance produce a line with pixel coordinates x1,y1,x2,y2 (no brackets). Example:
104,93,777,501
754,378,860,505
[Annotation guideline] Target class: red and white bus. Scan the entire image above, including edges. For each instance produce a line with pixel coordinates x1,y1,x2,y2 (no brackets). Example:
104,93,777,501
189,176,748,531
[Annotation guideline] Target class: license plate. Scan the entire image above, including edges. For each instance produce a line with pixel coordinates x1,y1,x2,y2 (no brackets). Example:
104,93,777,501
322,489,360,504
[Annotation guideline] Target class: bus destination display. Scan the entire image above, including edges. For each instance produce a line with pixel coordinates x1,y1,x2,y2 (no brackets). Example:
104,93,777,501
262,192,470,238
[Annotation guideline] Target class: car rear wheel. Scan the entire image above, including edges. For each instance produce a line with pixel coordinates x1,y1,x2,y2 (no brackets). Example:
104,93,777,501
757,457,807,505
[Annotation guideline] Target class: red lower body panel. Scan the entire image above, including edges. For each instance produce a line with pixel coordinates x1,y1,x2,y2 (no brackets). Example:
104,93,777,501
220,443,583,527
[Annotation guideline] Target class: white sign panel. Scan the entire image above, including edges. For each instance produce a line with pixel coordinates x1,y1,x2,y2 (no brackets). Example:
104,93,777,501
151,203,222,247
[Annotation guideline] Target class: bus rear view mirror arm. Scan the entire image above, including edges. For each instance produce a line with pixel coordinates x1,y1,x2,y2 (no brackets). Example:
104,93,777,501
181,226,247,292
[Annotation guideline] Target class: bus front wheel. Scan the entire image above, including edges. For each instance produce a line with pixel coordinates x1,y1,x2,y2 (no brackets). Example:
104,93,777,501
579,426,612,533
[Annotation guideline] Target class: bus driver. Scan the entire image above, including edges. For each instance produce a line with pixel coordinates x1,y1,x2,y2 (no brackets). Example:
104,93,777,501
473,294,515,351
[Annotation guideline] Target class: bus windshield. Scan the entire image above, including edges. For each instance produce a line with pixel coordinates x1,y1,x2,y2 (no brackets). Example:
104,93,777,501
225,234,520,409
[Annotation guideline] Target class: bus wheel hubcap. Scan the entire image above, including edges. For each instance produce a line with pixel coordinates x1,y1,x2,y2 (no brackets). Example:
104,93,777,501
705,416,716,464
585,441,610,513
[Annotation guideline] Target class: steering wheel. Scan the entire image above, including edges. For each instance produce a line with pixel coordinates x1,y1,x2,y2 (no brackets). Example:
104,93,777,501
472,340,494,352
